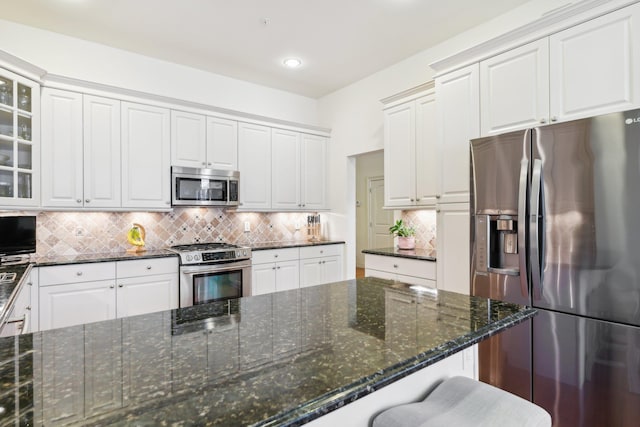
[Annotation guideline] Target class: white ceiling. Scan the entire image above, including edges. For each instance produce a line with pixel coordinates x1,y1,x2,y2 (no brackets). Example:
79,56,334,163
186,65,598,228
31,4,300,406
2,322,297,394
0,0,531,98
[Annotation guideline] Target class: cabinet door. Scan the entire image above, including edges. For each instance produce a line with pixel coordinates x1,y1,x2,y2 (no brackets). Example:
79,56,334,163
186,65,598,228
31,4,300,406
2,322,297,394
252,263,277,295
40,326,85,426
436,64,479,204
480,39,550,136
384,102,416,207
170,110,206,168
121,102,171,209
322,256,343,284
301,134,327,210
275,259,300,291
84,95,121,208
238,122,271,209
271,128,301,210
41,88,83,208
39,280,116,330
207,117,238,170
550,3,640,122
116,273,178,319
300,258,323,288
415,93,438,206
436,203,470,295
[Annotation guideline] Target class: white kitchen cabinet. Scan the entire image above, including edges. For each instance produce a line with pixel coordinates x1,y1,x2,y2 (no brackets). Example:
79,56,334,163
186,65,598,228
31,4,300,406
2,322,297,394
480,39,550,136
42,90,121,208
116,274,178,318
271,128,301,210
549,2,640,123
364,254,436,288
383,83,437,208
299,244,344,288
238,122,271,209
0,67,40,207
435,64,479,205
252,262,278,296
436,203,470,295
300,133,327,210
170,110,206,168
121,102,171,209
252,248,300,295
207,116,238,170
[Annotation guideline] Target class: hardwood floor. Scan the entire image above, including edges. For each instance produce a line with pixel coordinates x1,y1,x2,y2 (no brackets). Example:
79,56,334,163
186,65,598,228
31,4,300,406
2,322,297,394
356,267,365,279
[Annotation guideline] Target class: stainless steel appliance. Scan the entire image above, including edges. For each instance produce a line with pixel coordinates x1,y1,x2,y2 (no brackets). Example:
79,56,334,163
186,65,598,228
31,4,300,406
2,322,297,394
168,242,251,307
0,215,36,259
171,166,239,207
471,108,640,426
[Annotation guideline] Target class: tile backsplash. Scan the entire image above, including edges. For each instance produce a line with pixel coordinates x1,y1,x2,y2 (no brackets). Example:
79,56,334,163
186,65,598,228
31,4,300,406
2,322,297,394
10,209,318,257
400,210,437,250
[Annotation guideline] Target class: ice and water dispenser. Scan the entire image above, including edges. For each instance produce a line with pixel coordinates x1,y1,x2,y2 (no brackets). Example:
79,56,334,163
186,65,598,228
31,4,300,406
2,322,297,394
475,215,519,276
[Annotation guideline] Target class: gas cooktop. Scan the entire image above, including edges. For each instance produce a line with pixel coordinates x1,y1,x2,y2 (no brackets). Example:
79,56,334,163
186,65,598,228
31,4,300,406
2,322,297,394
167,242,251,265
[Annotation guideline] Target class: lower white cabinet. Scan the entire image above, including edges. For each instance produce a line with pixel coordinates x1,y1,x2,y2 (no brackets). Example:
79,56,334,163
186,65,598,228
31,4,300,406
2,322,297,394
39,257,178,330
299,244,344,288
365,254,436,288
436,203,470,295
252,259,300,296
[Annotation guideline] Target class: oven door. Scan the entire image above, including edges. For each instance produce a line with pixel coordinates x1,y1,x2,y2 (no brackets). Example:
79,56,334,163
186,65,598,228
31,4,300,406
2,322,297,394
179,260,251,307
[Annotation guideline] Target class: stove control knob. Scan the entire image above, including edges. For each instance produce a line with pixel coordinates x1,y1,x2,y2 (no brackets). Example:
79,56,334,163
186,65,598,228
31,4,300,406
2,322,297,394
194,254,201,261
186,255,193,262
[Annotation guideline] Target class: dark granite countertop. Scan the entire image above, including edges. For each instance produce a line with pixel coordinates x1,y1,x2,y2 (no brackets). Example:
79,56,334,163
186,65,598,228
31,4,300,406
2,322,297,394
0,277,535,426
363,247,437,261
32,249,178,267
250,240,345,251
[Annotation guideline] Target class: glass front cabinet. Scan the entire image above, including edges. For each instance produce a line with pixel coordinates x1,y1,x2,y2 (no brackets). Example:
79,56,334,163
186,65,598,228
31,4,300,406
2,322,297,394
0,68,40,207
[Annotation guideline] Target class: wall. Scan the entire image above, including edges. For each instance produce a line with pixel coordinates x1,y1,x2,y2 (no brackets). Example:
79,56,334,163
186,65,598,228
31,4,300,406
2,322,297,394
318,0,567,278
0,19,318,125
400,210,437,251
11,209,318,258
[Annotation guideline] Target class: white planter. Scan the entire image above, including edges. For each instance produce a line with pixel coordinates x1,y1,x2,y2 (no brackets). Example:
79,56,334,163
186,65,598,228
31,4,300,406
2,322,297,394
397,236,416,250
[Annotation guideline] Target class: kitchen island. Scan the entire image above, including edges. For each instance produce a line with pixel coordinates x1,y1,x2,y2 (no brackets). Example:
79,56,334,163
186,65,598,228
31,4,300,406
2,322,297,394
0,277,535,426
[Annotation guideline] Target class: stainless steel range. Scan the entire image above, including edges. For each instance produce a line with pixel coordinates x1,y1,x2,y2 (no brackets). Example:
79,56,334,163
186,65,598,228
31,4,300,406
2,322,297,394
168,242,252,308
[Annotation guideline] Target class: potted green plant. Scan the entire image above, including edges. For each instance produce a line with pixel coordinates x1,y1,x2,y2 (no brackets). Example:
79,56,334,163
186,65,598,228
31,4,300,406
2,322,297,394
389,219,416,250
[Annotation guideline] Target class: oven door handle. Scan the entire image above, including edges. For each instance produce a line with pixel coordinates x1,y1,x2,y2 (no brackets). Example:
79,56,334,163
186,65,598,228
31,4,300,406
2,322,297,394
181,264,250,275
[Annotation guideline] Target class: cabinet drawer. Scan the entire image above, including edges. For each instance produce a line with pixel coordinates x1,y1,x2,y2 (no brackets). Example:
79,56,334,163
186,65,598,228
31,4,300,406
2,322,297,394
252,248,299,264
117,257,179,278
299,244,343,259
39,262,116,286
365,254,436,280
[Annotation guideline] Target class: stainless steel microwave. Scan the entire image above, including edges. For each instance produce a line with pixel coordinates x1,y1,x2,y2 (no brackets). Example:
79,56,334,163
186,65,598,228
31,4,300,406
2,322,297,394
171,167,239,207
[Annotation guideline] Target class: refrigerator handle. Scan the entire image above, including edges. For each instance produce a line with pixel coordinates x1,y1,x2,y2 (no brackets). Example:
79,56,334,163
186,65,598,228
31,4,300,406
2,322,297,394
530,159,543,300
517,157,529,299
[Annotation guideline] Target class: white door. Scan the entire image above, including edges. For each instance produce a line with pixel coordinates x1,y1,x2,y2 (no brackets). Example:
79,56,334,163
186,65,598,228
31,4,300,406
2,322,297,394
384,101,415,207
170,110,206,168
275,259,300,291
480,38,550,136
121,102,171,209
436,64,479,204
238,122,271,209
116,274,178,318
550,3,640,122
206,117,238,170
300,258,323,288
415,93,438,206
252,263,277,295
271,128,301,210
301,134,327,210
41,88,83,208
84,95,121,208
39,281,116,330
368,177,394,249
436,203,470,295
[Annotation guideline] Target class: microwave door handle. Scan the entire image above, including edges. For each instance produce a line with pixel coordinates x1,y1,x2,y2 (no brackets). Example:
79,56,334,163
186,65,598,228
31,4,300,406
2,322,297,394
517,157,529,299
530,159,544,300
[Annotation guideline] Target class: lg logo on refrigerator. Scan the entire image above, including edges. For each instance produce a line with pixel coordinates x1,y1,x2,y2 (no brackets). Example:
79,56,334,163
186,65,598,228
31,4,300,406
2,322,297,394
625,117,640,125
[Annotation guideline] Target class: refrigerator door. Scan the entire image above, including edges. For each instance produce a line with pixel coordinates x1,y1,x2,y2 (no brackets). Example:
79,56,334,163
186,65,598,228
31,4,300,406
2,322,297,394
532,109,640,326
533,309,640,427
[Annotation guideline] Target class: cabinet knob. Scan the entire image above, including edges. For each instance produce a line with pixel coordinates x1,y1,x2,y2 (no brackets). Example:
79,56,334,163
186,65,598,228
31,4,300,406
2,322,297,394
202,162,207,166
85,199,90,203
118,284,124,288
320,250,324,254
207,162,212,166
540,118,547,124
76,271,83,276
436,208,441,213
166,201,171,205
551,116,558,122
302,204,306,207
410,198,414,202
416,198,420,202
393,264,398,268
76,199,82,203
318,261,322,264
435,194,441,199
272,267,276,270
25,306,31,311
277,266,281,269
109,284,115,289
146,265,152,270
274,254,278,258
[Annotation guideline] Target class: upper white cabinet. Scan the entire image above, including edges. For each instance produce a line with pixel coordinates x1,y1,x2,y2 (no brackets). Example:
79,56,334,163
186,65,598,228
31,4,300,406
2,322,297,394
238,122,272,210
300,133,327,211
480,39,550,136
170,111,238,170
121,102,171,209
479,3,640,136
383,83,437,208
435,64,479,205
0,68,39,207
549,3,640,122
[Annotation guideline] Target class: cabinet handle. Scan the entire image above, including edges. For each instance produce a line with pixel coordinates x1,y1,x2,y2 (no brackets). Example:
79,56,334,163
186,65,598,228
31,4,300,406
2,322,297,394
320,250,324,254
76,271,83,276
551,116,558,122
118,284,124,288
435,194,441,199
146,265,152,270
25,306,31,311
416,198,420,202
410,198,414,202
318,261,322,264
274,254,278,258
277,266,281,269
393,264,398,268
436,208,441,213
540,118,547,124
109,284,115,289
85,199,90,203
76,199,82,203
272,267,276,270
207,162,212,166
302,204,306,207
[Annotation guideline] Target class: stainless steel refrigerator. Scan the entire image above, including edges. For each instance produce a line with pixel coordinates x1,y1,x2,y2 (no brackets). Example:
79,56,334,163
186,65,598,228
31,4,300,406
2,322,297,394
470,108,640,427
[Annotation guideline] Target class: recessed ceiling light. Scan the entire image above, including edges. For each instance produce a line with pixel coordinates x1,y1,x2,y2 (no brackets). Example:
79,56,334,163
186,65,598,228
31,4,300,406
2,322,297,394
283,58,302,69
